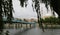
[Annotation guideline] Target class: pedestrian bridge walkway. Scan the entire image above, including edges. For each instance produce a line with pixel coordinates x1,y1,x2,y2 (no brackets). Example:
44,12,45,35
3,18,36,29
3,18,60,35
15,28,60,35
4,27,60,35
14,27,60,35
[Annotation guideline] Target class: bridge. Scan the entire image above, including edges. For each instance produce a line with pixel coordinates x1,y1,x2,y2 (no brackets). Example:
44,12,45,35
2,18,60,35
3,18,36,29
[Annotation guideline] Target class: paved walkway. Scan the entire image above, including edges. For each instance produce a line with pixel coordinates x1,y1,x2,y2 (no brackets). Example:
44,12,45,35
14,28,60,35
4,27,60,35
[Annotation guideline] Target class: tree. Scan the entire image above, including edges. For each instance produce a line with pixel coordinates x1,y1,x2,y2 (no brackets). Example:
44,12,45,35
43,17,60,28
0,0,44,32
0,0,13,33
41,0,60,18
4,0,60,31
1,0,59,32
18,0,44,31
0,0,4,32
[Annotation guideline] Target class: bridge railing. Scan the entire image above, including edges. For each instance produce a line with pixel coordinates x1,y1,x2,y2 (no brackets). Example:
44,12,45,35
4,22,36,29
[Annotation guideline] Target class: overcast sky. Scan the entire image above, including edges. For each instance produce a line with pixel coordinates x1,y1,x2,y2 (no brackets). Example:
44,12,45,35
12,0,37,19
12,0,58,19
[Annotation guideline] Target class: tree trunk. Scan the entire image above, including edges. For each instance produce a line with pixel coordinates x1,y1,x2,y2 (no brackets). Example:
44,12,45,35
37,13,44,32
0,0,4,33
0,15,3,32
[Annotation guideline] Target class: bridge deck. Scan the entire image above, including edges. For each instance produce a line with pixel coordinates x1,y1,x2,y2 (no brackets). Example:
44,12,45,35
4,27,60,35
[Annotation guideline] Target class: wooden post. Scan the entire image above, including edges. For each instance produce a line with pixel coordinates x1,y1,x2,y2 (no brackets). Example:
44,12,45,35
21,24,22,28
30,24,31,28
34,23,35,28
26,24,28,28
18,24,20,28
15,24,17,29
9,24,10,29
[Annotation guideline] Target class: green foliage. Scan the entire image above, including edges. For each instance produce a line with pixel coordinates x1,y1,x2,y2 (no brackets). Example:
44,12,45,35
0,0,13,32
0,0,4,32
41,0,51,12
19,0,25,7
19,0,28,7
42,0,60,18
41,17,60,24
